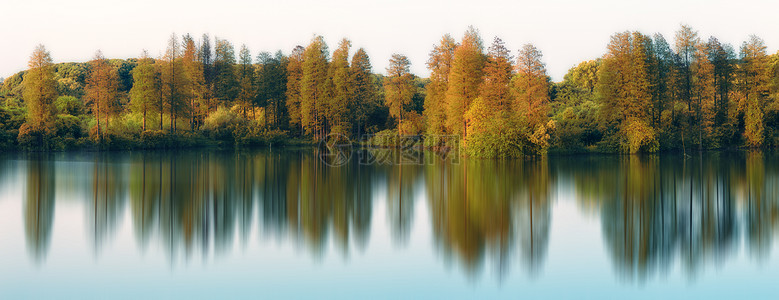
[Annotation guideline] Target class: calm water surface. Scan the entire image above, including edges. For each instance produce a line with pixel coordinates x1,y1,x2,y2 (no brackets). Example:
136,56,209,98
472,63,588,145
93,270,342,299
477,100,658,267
1,149,779,299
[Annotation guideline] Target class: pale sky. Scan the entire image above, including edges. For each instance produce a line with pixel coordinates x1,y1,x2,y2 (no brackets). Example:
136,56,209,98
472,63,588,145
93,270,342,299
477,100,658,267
2,0,779,82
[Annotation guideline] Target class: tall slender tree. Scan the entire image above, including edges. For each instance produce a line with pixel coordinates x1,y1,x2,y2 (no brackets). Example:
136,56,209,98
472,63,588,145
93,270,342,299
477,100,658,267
329,38,352,136
350,47,376,137
236,44,255,118
256,51,288,129
513,43,550,129
129,50,158,131
199,34,215,114
424,34,458,135
182,34,205,130
384,54,415,136
85,50,118,142
445,27,485,138
214,37,238,108
161,34,190,132
286,45,305,136
739,35,770,147
21,44,58,146
300,36,329,138
480,37,513,112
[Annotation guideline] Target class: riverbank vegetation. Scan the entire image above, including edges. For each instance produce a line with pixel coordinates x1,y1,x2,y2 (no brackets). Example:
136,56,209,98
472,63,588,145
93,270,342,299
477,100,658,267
2,25,779,156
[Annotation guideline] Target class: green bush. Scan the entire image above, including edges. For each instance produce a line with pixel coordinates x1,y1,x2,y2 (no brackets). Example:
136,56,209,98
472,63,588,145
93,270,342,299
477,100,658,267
55,114,84,139
54,96,84,115
202,107,247,144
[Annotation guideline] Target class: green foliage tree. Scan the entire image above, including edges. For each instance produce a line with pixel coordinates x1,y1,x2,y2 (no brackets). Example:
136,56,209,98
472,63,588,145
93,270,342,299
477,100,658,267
200,34,216,114
214,37,238,108
256,51,288,129
285,46,305,136
130,51,158,131
236,44,256,118
182,34,205,130
739,35,770,147
21,44,58,148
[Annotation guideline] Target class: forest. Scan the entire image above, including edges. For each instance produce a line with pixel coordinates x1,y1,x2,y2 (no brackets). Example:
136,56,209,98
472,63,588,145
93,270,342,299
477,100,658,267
1,25,779,156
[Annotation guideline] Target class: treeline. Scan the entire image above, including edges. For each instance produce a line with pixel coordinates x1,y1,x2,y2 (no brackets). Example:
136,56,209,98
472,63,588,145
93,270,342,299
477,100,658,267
2,25,779,155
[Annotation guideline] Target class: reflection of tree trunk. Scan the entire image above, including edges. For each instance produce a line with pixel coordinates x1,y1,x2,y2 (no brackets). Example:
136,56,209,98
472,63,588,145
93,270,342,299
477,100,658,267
398,163,402,232
530,184,534,261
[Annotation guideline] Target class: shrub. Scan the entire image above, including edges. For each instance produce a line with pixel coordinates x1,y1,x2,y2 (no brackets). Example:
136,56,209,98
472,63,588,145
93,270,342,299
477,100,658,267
55,114,84,139
54,96,84,115
17,123,54,151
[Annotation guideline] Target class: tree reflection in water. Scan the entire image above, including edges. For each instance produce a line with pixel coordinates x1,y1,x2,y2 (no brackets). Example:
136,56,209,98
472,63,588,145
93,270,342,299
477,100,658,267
14,150,779,281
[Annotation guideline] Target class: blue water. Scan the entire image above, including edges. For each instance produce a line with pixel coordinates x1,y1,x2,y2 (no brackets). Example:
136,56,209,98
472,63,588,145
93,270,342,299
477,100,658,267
1,150,778,299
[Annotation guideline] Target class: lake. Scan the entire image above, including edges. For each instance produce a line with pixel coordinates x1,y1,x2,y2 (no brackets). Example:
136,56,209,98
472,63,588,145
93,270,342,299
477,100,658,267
1,149,778,298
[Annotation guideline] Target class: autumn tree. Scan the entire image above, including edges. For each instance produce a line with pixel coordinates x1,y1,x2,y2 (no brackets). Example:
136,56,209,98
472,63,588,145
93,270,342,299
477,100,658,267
445,27,485,138
424,34,457,135
384,54,415,136
675,24,699,111
350,47,376,137
480,37,513,113
20,45,58,147
329,38,352,136
85,50,118,141
513,43,550,129
597,32,656,153
286,46,305,135
300,36,329,138
129,50,157,131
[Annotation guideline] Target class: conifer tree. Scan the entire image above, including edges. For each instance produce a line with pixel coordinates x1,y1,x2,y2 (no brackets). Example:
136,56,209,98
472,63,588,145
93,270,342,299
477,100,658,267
236,44,255,118
286,46,305,135
707,37,734,130
597,32,655,153
21,44,57,145
256,51,288,128
480,36,513,112
85,50,118,141
200,34,216,114
214,37,238,108
300,36,329,138
384,54,415,136
424,34,457,135
329,38,352,136
161,34,191,132
739,35,770,147
513,43,550,129
350,47,376,137
129,50,157,131
445,27,485,138
182,34,205,130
